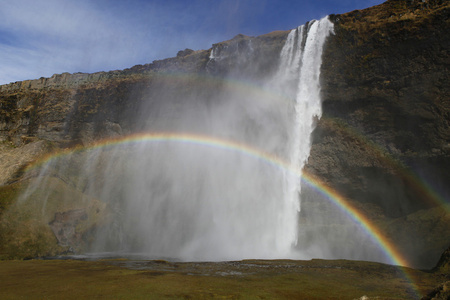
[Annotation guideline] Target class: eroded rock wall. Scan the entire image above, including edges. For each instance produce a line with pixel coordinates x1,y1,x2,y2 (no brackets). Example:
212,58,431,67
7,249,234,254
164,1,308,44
309,0,450,268
313,0,449,214
0,0,448,268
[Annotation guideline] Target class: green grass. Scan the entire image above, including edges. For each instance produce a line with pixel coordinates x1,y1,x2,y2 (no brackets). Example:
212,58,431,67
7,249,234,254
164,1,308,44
0,259,442,299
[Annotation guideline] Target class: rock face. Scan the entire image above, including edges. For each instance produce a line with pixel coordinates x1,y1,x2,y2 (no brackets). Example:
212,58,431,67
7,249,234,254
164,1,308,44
0,0,448,269
422,281,450,300
317,0,450,215
0,30,287,147
49,209,88,249
433,245,450,273
424,245,450,299
310,0,450,268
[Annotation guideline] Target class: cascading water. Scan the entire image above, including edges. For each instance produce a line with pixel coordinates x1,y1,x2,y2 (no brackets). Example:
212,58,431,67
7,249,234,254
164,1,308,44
278,18,334,238
15,17,337,261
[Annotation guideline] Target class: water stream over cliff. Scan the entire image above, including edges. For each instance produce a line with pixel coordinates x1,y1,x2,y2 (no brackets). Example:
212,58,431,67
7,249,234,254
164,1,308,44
94,18,333,260
17,18,345,261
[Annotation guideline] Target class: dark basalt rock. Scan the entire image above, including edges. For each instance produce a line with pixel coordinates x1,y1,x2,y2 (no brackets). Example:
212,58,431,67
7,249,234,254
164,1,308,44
309,0,450,268
0,0,448,269
421,281,450,300
317,0,450,215
433,245,450,273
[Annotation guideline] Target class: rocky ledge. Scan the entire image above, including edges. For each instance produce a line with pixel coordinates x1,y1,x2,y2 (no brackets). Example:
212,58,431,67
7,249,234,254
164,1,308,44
0,0,448,271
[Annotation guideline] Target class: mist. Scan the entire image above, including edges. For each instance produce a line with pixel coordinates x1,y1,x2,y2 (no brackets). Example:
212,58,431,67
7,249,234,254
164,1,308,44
10,16,395,265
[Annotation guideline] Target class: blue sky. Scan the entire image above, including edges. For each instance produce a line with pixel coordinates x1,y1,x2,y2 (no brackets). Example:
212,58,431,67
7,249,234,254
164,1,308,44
0,0,384,85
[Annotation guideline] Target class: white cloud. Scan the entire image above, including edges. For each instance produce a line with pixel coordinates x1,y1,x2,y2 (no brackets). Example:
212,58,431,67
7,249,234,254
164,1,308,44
0,0,386,85
0,0,235,84
0,0,169,84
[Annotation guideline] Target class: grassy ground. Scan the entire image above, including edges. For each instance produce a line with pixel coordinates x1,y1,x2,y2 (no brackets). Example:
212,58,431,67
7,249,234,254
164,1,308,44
0,258,443,299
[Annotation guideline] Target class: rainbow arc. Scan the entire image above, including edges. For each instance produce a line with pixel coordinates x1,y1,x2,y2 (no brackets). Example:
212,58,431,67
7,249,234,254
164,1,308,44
24,131,427,297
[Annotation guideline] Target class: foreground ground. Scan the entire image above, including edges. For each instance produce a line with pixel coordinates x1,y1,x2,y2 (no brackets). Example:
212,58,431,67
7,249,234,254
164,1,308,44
0,258,446,299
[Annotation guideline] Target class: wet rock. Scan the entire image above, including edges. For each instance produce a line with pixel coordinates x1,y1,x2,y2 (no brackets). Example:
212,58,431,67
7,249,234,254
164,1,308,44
0,140,51,185
0,0,448,268
421,281,450,300
49,209,87,249
311,0,450,269
433,245,450,273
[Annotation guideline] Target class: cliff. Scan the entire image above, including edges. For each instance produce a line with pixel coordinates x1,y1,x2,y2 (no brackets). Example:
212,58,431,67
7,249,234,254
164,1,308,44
0,0,448,269
317,0,449,215
311,0,450,268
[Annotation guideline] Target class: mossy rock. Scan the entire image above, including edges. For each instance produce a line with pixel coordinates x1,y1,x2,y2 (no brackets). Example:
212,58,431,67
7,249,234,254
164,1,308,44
0,177,109,260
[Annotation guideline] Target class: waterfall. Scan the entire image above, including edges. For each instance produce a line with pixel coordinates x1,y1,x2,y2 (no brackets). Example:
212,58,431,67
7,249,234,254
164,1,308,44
13,17,334,262
274,17,334,246
285,18,334,210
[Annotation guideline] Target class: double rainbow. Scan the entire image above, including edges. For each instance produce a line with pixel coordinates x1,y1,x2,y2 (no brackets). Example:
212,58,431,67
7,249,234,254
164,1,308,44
25,131,425,297
27,132,410,266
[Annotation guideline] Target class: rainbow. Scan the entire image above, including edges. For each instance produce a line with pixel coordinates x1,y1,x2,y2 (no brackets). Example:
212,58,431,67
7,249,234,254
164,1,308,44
300,173,422,298
26,131,410,266
93,70,447,211
319,117,449,212
93,69,449,212
157,70,449,211
104,70,448,212
24,131,422,296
